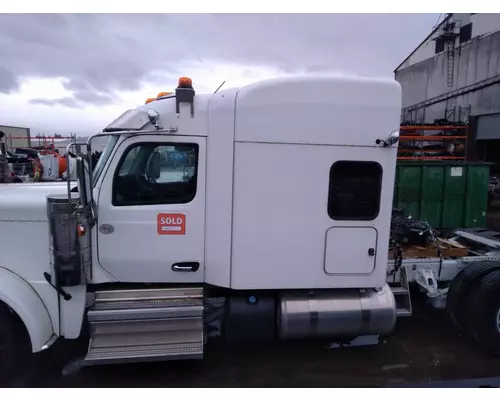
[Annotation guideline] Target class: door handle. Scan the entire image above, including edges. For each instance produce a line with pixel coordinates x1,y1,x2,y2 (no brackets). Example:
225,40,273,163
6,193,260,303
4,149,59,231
368,248,375,256
172,262,200,272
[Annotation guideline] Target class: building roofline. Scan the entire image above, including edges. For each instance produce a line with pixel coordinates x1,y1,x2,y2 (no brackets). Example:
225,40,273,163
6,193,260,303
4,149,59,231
0,124,31,131
394,13,453,73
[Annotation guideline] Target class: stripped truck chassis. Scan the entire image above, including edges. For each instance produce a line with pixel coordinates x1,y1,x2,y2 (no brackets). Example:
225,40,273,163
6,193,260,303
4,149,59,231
387,228,500,358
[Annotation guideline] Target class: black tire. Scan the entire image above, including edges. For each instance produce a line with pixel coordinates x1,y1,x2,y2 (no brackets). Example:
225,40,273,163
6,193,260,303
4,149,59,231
462,275,491,340
446,261,500,335
465,270,500,356
0,306,31,387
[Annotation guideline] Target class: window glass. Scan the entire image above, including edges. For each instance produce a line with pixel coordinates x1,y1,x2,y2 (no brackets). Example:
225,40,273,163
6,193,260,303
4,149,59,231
328,161,382,220
113,142,198,206
92,135,119,186
435,37,446,54
460,23,472,43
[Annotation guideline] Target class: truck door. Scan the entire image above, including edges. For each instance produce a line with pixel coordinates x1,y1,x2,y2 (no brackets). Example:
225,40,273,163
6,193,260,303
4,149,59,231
96,134,206,283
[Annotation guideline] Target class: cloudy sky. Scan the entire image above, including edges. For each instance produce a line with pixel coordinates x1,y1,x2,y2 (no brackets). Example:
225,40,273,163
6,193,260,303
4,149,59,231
0,13,439,136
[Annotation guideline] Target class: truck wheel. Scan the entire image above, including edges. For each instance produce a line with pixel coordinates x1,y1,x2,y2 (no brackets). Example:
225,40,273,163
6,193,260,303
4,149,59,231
446,261,500,335
464,270,500,357
0,306,31,386
461,274,494,340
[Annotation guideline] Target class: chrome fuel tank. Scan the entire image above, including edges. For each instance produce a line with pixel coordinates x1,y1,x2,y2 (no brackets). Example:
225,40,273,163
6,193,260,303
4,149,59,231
278,284,396,340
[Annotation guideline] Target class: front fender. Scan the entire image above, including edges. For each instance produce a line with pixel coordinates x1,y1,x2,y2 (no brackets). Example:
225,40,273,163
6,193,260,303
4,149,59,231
0,267,54,352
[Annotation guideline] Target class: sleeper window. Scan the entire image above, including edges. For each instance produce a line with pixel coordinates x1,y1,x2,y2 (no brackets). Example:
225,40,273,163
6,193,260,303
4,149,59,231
113,142,198,206
328,161,382,220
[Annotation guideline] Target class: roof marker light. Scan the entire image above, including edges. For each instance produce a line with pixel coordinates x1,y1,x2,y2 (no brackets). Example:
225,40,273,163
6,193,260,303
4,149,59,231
157,92,173,98
178,77,193,88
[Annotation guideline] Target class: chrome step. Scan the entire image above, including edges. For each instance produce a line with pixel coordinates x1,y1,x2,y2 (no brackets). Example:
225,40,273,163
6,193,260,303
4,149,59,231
396,308,412,317
92,287,203,310
93,287,203,302
391,267,412,317
85,342,203,365
88,304,203,322
392,286,412,318
88,287,203,322
84,287,204,365
93,297,202,311
390,286,408,296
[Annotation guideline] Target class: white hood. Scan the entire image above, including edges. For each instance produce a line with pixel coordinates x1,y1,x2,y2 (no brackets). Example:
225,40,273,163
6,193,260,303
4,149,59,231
0,182,71,222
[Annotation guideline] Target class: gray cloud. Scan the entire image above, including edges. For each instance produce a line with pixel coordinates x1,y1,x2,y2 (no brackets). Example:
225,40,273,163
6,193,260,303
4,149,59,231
0,13,438,107
31,83,114,108
30,97,80,108
0,66,19,92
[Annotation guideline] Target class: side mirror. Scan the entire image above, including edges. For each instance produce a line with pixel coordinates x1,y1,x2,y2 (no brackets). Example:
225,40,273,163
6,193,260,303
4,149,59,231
388,130,400,147
376,130,400,148
76,156,91,211
147,108,162,130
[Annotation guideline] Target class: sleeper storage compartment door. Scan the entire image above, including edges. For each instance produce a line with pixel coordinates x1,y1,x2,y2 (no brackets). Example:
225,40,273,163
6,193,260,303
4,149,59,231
324,227,377,275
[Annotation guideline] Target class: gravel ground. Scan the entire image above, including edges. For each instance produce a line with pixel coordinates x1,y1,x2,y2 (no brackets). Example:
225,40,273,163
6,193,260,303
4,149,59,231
8,293,500,388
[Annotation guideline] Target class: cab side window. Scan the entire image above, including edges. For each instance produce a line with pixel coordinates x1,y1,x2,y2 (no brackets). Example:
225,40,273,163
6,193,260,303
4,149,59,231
113,142,198,206
328,161,382,220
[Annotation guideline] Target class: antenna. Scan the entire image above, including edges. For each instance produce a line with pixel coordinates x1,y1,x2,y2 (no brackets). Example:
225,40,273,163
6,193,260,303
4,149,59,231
432,13,443,30
214,81,226,94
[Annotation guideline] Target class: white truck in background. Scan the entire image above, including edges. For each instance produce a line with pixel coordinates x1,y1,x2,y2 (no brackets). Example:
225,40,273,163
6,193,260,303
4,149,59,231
1,76,500,384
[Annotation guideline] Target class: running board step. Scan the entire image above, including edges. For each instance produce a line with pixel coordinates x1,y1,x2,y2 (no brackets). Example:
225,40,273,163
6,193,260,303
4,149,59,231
391,267,412,317
396,308,412,317
391,285,412,317
85,287,204,365
88,287,203,322
85,342,203,365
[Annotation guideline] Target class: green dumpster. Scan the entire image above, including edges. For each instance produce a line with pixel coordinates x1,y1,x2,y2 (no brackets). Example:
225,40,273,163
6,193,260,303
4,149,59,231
394,161,491,230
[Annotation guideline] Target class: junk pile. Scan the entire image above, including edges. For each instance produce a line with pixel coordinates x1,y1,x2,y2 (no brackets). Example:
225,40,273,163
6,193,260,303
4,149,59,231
489,176,500,205
389,208,469,260
390,208,433,246
390,208,435,263
400,118,467,127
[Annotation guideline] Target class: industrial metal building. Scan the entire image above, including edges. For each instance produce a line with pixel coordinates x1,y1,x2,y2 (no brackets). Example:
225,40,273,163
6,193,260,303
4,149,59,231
0,124,31,151
395,13,500,167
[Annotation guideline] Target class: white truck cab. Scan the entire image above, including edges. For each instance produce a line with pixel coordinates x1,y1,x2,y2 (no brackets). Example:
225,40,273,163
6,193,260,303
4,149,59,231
0,75,403,380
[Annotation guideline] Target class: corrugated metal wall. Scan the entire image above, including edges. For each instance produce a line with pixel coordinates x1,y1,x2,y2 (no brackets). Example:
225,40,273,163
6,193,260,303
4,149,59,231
395,28,500,124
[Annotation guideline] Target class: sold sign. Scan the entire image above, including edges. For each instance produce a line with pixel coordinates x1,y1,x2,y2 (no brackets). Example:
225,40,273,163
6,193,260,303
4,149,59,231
157,213,186,235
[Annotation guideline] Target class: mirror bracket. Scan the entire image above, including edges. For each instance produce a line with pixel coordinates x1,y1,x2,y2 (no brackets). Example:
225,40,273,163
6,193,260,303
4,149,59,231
376,130,400,148
147,109,162,130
